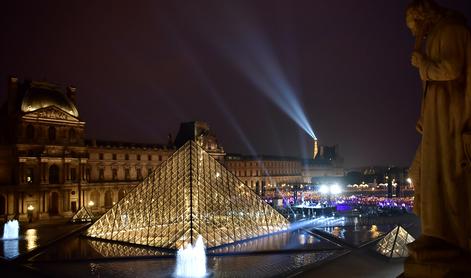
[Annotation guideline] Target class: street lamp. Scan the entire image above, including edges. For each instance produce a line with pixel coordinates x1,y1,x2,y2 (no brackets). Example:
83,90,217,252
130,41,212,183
27,204,34,223
88,200,94,207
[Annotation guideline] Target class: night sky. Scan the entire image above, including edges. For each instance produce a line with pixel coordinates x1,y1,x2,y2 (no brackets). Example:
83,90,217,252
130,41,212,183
1,0,470,168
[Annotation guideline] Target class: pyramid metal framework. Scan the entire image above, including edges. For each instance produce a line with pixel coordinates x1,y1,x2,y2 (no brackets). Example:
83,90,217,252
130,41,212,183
86,140,290,249
71,206,94,223
376,225,415,258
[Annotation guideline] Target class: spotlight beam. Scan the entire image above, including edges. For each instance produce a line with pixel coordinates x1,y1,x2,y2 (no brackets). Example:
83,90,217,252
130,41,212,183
210,12,318,140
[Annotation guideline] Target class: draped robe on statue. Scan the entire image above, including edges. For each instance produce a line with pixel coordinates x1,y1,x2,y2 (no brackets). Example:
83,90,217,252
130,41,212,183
410,15,471,251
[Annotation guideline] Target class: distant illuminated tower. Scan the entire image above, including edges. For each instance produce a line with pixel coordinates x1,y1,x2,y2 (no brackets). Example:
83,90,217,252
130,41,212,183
313,139,319,159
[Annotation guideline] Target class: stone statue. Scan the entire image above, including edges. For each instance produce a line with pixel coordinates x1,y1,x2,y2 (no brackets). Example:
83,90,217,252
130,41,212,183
407,0,471,263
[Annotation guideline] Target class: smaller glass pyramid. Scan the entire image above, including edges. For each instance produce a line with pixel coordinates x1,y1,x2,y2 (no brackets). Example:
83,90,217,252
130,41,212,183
375,225,415,258
71,206,94,223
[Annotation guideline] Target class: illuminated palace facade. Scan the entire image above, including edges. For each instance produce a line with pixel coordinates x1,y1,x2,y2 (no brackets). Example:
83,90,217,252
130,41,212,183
0,77,343,221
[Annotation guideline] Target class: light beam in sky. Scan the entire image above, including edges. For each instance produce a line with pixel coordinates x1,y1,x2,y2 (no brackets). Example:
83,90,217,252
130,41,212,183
207,3,318,140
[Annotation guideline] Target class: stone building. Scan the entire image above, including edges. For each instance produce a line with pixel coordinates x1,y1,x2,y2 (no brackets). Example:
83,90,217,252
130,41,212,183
0,77,174,220
225,154,304,196
0,77,343,220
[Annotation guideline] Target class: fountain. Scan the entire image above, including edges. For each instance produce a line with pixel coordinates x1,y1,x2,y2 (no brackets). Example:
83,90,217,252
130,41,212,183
174,235,207,278
2,220,19,240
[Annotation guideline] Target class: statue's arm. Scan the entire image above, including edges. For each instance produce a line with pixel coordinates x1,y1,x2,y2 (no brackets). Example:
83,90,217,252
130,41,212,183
418,24,470,81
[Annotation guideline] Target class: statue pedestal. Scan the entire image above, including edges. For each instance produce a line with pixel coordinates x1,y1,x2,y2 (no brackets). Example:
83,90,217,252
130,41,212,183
404,255,471,277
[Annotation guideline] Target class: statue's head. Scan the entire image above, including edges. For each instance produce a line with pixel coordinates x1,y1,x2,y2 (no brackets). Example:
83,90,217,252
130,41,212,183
406,0,444,37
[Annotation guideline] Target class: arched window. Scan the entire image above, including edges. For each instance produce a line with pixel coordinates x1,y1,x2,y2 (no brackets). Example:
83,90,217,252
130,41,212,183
26,124,35,140
49,164,60,184
48,126,56,142
69,128,76,142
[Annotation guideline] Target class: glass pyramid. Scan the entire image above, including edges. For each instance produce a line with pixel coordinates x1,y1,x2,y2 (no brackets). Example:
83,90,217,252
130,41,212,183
86,140,290,249
71,206,94,223
375,225,415,258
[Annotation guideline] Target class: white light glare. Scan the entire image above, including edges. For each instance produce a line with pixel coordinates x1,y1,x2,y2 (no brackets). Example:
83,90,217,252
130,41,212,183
330,184,342,195
319,185,329,194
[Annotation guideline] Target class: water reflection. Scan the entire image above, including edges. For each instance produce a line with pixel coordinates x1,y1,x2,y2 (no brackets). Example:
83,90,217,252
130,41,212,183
34,251,341,278
298,234,306,245
3,239,19,259
89,240,170,257
26,229,38,250
210,231,339,254
317,225,388,247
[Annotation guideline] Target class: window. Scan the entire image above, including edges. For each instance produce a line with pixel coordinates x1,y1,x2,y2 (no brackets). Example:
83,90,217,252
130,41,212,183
99,169,104,181
112,169,118,181
48,126,56,142
25,167,34,184
137,154,141,161
69,128,76,142
148,155,151,161
159,155,162,161
49,164,60,184
125,154,129,160
26,125,35,140
125,168,130,180
112,154,117,160
70,168,77,181
99,153,104,160
137,168,142,180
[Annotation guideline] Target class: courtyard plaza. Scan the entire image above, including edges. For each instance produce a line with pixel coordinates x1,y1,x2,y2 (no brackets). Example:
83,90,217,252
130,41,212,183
0,209,420,277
